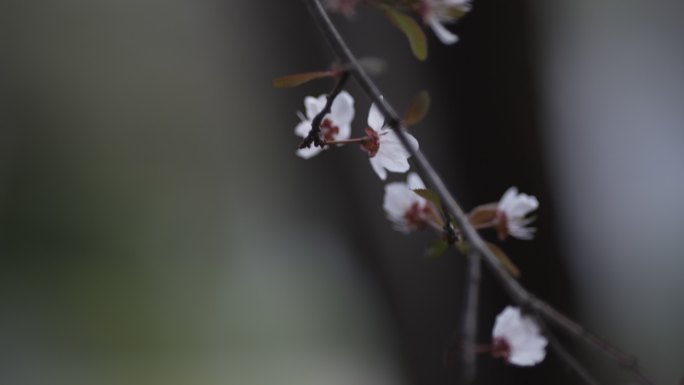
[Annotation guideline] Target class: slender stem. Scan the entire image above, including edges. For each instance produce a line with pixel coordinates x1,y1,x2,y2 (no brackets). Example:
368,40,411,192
538,318,602,385
461,251,481,384
304,1,654,384
325,136,370,145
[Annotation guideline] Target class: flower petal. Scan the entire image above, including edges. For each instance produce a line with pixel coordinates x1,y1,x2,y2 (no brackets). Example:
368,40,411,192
498,186,519,212
330,90,355,126
294,120,311,138
428,16,459,45
384,183,416,217
305,95,327,120
407,172,426,190
492,306,547,366
296,145,324,159
367,102,385,131
383,173,428,233
369,156,388,180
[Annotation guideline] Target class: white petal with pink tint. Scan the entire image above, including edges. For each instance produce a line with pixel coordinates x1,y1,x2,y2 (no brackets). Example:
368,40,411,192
497,186,539,240
492,306,547,366
365,102,419,180
294,91,355,159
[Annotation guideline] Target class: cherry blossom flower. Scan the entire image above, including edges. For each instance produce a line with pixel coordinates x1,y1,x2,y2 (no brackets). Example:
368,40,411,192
491,306,548,366
419,0,471,45
362,102,419,180
325,0,363,16
495,186,539,240
294,91,355,159
383,173,438,233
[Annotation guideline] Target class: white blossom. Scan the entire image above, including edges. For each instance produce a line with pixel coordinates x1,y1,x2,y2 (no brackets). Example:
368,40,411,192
294,91,355,159
363,102,419,180
496,186,539,240
383,173,435,233
492,306,548,366
420,0,471,45
325,0,362,16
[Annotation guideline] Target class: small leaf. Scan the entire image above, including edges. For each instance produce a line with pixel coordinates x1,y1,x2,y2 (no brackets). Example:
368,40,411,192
485,242,521,278
356,57,387,75
272,70,338,88
468,203,498,228
383,7,428,61
413,188,442,209
403,90,430,126
425,239,449,259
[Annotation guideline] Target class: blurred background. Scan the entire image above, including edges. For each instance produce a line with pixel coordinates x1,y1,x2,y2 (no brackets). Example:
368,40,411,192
1,0,682,384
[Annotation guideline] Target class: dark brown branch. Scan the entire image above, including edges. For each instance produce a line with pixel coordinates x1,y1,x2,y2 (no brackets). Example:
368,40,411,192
304,1,654,384
299,71,350,149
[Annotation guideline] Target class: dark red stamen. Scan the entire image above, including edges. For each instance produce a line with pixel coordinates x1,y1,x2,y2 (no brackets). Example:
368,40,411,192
360,127,380,157
320,118,340,142
491,337,511,361
404,202,432,231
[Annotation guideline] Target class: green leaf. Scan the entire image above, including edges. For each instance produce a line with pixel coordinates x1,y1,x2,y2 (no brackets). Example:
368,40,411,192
403,90,430,126
425,239,449,259
413,188,441,209
272,70,338,88
383,7,428,61
485,242,521,278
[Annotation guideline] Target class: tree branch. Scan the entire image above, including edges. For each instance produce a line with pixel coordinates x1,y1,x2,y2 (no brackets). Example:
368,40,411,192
460,250,481,384
538,319,602,385
304,1,654,384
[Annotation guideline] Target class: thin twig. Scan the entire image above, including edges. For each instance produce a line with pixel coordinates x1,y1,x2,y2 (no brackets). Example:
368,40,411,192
299,71,350,149
537,318,602,385
460,250,481,384
303,1,654,384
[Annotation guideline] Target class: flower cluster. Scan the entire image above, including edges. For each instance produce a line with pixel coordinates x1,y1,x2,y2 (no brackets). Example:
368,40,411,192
290,82,545,370
294,92,419,180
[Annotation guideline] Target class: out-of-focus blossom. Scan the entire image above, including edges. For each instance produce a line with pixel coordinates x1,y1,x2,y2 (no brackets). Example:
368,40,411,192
294,91,355,159
496,186,538,240
491,306,548,366
419,0,471,44
383,172,437,233
362,102,419,180
325,0,363,16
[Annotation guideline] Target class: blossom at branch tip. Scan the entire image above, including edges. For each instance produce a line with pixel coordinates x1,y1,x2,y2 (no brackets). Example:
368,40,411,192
294,91,355,159
383,172,436,233
325,0,362,16
496,186,538,240
362,102,419,180
491,306,548,366
419,0,471,45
